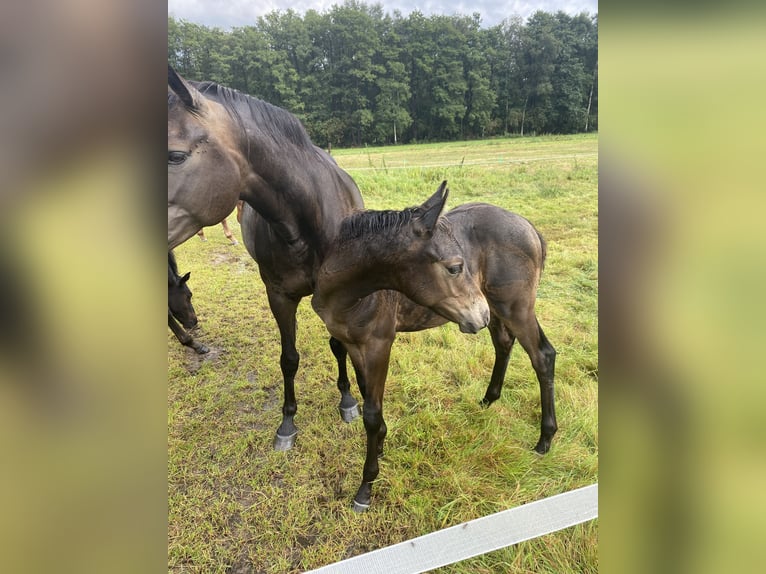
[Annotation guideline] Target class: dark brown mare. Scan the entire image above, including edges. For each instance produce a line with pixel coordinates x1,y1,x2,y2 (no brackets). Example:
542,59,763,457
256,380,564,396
169,67,365,440
168,251,208,354
168,67,556,510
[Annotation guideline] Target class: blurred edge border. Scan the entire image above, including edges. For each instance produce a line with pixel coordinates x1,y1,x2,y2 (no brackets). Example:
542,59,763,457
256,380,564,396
1,1,765,573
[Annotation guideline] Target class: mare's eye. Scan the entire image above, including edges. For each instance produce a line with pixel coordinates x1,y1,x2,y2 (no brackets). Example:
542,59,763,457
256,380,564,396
447,263,463,276
168,151,188,165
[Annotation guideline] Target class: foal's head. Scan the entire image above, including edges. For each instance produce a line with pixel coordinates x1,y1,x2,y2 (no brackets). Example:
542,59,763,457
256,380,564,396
167,66,249,250
335,181,490,334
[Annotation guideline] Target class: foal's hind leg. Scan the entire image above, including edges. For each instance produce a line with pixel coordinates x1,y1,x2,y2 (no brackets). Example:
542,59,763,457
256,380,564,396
511,311,557,454
329,337,361,422
266,289,301,451
481,315,516,406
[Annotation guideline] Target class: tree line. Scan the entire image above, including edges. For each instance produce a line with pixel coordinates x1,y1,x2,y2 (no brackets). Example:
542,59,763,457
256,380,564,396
168,2,597,147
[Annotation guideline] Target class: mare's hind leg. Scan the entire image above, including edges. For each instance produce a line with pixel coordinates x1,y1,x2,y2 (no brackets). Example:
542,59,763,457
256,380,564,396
266,289,301,451
329,337,361,422
511,310,557,454
481,315,517,406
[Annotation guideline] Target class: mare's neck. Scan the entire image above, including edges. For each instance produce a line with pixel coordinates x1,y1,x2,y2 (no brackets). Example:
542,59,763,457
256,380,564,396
239,134,361,263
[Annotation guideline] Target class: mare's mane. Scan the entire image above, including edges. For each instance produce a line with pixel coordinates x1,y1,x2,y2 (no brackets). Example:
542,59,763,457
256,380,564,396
168,80,315,151
168,251,180,284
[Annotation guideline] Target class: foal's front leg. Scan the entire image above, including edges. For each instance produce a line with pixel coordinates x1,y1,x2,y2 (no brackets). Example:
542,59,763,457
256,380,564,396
348,337,392,512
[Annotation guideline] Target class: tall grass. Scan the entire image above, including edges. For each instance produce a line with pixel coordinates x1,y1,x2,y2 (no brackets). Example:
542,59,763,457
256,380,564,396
168,133,598,573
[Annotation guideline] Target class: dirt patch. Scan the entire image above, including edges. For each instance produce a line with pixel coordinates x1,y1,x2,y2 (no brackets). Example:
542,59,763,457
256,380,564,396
184,345,224,373
226,556,260,574
210,252,236,266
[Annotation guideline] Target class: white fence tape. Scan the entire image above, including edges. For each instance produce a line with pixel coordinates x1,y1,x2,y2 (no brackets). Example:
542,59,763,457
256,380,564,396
343,152,598,171
306,483,598,574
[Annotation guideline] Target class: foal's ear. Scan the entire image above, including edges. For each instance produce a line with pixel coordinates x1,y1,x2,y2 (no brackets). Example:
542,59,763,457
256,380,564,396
181,272,191,283
414,180,449,237
168,65,206,113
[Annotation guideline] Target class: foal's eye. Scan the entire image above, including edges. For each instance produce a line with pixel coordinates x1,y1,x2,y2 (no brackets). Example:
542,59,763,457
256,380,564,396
168,151,188,165
447,263,463,276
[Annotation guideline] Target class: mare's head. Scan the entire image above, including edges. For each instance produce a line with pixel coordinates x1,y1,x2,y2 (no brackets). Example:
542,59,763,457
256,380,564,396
335,181,490,334
168,253,198,330
168,66,249,250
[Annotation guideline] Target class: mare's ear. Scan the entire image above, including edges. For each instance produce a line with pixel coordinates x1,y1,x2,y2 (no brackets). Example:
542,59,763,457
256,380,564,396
168,65,206,113
414,180,449,237
181,272,191,283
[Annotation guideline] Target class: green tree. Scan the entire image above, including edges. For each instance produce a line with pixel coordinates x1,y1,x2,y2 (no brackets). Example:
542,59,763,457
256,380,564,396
370,13,411,144
168,6,597,144
324,2,385,145
457,14,496,138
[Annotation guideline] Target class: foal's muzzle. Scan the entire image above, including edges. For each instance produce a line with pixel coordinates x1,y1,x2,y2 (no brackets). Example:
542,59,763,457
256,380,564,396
458,300,490,334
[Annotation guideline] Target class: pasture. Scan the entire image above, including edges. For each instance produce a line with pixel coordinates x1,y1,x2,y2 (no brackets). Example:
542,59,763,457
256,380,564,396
168,133,598,573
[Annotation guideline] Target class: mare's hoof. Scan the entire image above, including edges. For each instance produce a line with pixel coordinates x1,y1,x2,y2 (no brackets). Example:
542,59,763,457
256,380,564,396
533,440,551,455
351,499,370,513
195,344,210,355
273,431,298,451
339,403,361,423
479,395,498,407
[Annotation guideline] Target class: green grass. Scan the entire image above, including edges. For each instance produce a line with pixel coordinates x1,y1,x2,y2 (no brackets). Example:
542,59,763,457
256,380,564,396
168,133,598,573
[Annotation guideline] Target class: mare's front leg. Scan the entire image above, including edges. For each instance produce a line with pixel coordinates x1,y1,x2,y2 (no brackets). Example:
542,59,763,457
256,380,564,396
329,337,361,422
266,289,302,451
347,337,392,512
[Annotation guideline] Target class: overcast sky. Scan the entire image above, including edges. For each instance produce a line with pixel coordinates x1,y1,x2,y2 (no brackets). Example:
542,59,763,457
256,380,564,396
168,1,597,30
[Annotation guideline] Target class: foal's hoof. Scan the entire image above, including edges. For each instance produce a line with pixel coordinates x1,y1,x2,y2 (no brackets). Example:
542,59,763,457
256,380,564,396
194,344,210,355
533,439,551,455
339,403,361,423
351,499,370,513
273,431,298,451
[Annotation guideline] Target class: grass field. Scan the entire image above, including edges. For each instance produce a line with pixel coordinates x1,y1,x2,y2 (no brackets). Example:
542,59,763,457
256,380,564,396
168,133,598,573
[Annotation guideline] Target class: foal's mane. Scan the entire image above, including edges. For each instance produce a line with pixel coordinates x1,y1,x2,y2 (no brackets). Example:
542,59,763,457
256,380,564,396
338,207,450,243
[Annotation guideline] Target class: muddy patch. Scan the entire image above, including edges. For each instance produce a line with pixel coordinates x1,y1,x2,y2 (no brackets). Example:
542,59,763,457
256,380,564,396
184,345,225,373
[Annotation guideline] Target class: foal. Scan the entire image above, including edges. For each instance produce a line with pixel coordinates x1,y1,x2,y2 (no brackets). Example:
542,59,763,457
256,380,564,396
168,252,209,354
314,182,556,510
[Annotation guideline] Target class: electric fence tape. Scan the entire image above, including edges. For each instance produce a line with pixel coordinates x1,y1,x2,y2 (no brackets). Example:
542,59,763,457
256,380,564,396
306,483,598,574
